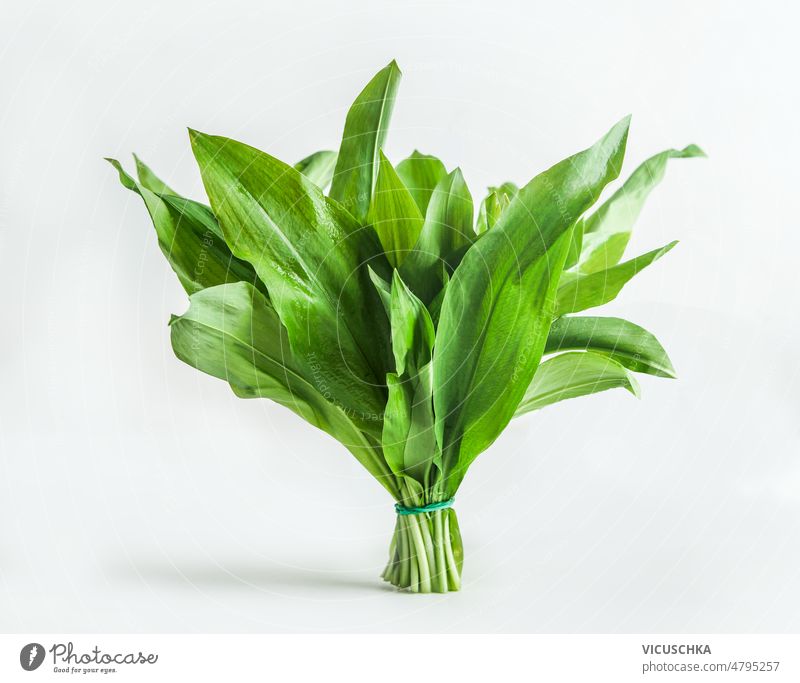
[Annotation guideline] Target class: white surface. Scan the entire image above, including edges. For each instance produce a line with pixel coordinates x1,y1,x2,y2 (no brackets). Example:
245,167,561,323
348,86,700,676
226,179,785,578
0,0,798,632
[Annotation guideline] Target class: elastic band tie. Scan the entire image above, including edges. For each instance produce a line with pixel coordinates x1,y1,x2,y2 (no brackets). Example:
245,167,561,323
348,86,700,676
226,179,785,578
394,498,455,516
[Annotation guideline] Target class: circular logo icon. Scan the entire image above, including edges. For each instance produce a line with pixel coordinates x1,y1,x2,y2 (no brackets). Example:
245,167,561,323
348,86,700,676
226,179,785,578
20,643,45,671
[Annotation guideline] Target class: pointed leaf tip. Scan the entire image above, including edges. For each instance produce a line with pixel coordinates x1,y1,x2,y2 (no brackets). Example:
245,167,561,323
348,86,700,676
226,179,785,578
613,114,632,142
615,114,632,132
106,157,138,191
600,115,632,155
683,143,707,158
187,128,205,146
329,61,402,223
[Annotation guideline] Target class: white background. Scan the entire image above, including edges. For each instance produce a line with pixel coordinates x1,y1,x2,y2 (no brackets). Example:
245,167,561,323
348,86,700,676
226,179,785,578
1,0,798,632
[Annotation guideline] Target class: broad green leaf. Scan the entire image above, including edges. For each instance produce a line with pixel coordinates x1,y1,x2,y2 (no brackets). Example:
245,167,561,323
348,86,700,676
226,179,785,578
382,272,439,488
400,168,474,303
383,366,437,488
545,316,675,378
563,219,584,270
189,130,391,437
294,150,338,189
367,265,392,316
576,144,704,273
329,61,402,224
389,270,435,375
368,151,424,267
515,351,639,416
555,241,677,316
134,154,177,195
434,116,631,495
427,268,449,327
395,151,447,214
170,282,400,498
107,158,263,296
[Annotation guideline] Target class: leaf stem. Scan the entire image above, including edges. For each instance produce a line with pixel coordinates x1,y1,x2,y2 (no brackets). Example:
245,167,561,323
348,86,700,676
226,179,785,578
406,514,431,592
433,510,448,593
443,512,461,591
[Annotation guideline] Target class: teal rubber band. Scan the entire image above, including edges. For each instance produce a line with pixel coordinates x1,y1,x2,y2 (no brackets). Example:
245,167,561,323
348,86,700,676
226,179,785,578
394,498,455,516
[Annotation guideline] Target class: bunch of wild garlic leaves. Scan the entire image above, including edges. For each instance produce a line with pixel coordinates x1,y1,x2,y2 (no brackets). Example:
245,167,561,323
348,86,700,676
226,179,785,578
109,60,702,592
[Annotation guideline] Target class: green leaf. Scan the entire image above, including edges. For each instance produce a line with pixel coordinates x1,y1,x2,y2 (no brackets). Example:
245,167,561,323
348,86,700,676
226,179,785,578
515,351,640,416
107,158,264,296
329,61,402,224
367,265,392,316
475,182,517,235
189,130,391,437
576,144,704,273
563,219,584,270
170,282,399,498
389,270,435,375
545,316,676,378
433,116,631,495
400,168,474,303
426,268,449,327
383,366,438,488
294,150,338,189
555,240,677,316
382,272,439,489
489,182,519,200
395,151,448,214
133,154,177,195
368,151,424,267
475,191,500,235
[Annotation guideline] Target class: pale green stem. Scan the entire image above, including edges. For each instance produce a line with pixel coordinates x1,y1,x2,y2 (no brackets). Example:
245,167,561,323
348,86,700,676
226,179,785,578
408,522,419,593
406,514,432,592
417,512,437,574
433,510,448,593
443,512,461,591
397,515,410,587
